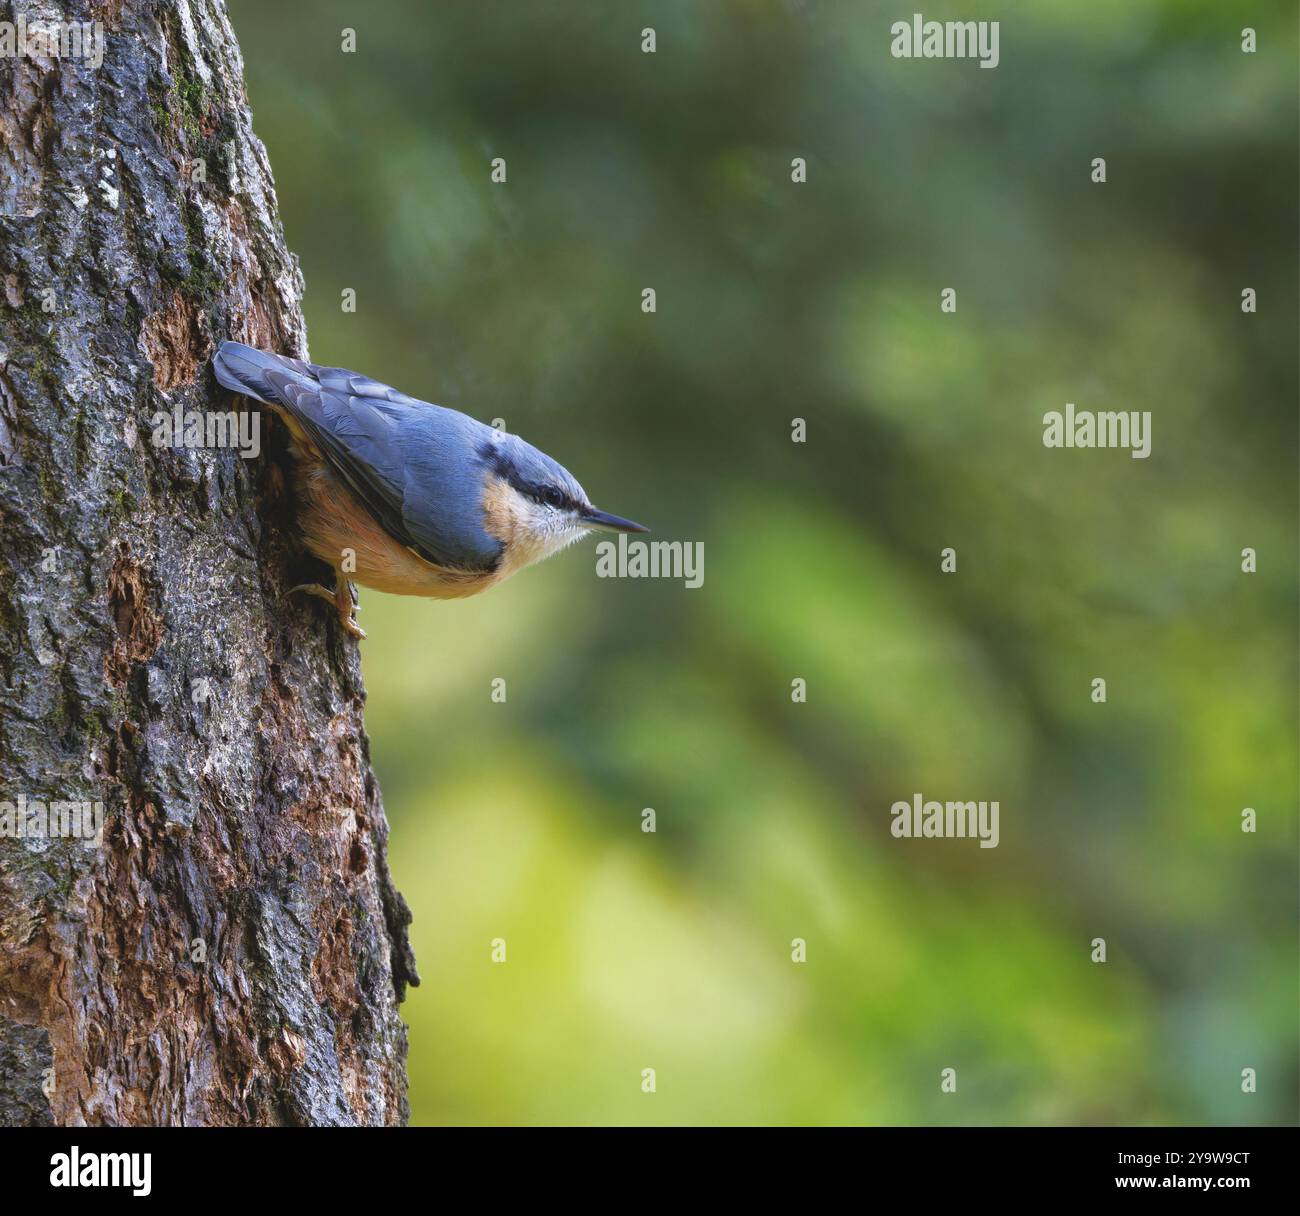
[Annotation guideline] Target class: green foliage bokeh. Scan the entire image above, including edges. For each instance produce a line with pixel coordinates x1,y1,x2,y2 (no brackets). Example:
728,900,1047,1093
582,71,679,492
229,0,1299,1125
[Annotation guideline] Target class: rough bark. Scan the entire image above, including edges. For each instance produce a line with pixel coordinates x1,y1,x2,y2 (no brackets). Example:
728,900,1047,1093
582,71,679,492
0,0,417,1126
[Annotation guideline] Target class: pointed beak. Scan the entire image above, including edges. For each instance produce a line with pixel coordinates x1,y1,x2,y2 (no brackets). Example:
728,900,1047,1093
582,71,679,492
581,506,650,534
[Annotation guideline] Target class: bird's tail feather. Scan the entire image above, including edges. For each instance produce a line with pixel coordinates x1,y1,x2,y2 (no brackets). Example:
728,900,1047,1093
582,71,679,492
213,341,315,404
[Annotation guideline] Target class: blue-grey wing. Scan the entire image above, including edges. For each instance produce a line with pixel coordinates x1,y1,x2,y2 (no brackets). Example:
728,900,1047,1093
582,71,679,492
213,342,503,573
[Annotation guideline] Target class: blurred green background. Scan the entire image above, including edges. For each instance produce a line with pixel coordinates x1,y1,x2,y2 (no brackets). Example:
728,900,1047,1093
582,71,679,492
228,0,1298,1124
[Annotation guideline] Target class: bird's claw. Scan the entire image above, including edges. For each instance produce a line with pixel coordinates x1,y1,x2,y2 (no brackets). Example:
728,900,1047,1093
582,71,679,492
288,580,366,640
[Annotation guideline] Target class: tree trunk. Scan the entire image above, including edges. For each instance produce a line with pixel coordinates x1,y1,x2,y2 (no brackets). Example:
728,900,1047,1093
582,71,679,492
0,0,417,1126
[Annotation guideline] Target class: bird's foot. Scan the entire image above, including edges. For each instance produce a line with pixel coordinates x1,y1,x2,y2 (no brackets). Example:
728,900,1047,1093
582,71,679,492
334,578,366,638
288,580,366,639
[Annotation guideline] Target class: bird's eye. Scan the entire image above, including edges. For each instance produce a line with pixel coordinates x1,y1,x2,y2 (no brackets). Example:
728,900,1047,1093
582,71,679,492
542,487,566,509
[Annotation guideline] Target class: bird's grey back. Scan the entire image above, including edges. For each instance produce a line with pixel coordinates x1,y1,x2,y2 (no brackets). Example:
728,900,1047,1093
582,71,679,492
214,341,511,572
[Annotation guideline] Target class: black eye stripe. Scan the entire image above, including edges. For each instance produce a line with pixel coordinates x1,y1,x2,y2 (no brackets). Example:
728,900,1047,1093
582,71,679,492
523,484,569,509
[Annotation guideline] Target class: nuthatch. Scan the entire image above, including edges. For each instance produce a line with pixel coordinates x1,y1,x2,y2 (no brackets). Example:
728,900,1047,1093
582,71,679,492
213,341,647,638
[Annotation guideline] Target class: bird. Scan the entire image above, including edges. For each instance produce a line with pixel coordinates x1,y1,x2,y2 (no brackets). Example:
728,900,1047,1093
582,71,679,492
212,341,647,638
